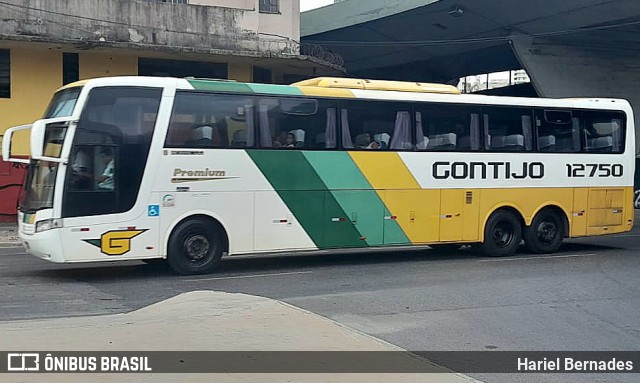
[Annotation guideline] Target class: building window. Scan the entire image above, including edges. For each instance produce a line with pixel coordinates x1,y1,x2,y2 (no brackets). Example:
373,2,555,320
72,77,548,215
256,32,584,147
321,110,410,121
154,0,188,4
253,66,273,84
259,0,279,13
63,53,80,85
0,49,10,99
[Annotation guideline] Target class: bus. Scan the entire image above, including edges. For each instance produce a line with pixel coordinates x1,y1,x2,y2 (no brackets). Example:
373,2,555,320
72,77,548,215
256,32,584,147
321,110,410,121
2,76,635,275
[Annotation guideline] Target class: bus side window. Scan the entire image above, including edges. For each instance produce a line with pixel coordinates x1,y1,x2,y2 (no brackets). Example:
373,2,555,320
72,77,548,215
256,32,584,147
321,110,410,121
341,100,410,151
416,104,481,151
165,93,256,149
535,109,578,153
582,111,625,153
483,107,533,151
258,97,336,150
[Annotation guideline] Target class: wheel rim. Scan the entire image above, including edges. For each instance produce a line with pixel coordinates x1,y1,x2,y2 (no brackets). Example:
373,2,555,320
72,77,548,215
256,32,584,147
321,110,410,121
535,219,558,245
183,234,211,263
492,221,515,248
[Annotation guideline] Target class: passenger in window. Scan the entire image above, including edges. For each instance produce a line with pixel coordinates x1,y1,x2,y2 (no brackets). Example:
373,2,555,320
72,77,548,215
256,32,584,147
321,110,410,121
355,133,380,149
284,133,296,148
96,147,115,190
272,130,288,147
70,149,92,190
72,149,89,173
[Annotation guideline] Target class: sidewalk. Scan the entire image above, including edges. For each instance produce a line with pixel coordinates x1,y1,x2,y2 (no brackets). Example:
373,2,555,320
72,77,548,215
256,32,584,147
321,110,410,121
0,222,19,247
0,291,480,383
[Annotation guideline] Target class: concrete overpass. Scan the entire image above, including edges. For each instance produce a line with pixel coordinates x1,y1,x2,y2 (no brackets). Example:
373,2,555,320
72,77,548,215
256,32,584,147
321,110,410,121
302,0,640,151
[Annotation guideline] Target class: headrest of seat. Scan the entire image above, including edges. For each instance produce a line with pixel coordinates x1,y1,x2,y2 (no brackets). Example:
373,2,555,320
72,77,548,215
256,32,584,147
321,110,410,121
538,135,556,148
195,125,213,140
505,134,524,146
428,133,457,147
588,136,613,149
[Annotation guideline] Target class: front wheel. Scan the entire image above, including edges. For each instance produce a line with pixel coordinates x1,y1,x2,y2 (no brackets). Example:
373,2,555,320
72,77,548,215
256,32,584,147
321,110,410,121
167,218,224,275
524,210,564,254
480,210,522,256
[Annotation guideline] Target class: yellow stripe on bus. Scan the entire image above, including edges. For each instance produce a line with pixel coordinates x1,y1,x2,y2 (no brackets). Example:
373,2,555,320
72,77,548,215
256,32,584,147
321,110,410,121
348,152,419,190
58,80,89,91
296,86,355,98
348,152,440,244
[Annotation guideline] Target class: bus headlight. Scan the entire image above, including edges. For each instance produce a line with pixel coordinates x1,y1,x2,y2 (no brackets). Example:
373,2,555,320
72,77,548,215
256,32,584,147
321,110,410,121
35,219,62,233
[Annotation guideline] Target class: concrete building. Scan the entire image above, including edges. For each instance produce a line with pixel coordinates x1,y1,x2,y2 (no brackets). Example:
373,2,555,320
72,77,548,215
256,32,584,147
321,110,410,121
0,0,343,219
511,70,530,85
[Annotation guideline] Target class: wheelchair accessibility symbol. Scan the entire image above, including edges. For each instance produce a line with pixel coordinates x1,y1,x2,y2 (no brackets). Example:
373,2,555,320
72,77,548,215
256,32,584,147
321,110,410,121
148,205,160,217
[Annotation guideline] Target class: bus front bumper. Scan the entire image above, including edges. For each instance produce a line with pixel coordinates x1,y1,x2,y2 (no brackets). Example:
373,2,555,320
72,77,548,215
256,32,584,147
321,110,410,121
18,222,66,263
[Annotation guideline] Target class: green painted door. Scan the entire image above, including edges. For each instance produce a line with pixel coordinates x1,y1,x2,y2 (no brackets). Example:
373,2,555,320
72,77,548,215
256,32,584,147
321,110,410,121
326,190,384,247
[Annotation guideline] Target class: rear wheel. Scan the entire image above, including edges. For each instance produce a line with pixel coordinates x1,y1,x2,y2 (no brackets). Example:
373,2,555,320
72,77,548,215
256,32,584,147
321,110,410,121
524,209,564,254
481,210,522,256
167,218,224,275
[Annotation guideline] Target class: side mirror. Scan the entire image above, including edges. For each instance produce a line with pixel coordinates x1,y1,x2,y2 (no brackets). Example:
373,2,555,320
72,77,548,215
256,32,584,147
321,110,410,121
30,118,75,163
2,124,31,164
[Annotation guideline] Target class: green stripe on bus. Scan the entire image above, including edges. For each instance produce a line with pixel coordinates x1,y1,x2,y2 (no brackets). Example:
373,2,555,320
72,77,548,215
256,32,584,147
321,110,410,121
248,84,303,96
247,150,363,249
302,152,369,190
188,80,254,93
303,152,410,246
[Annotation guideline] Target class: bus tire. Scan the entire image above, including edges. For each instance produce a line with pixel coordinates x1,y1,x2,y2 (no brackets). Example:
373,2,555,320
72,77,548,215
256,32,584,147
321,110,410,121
524,209,564,254
481,210,522,257
167,218,224,275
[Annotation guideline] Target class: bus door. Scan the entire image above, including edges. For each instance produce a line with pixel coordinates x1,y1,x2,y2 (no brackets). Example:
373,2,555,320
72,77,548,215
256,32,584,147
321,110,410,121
587,188,626,235
383,190,439,245
440,189,480,242
571,188,589,236
324,190,384,248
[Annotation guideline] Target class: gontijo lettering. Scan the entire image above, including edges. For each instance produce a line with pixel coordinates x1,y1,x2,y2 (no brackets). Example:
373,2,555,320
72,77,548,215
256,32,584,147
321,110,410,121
433,161,545,180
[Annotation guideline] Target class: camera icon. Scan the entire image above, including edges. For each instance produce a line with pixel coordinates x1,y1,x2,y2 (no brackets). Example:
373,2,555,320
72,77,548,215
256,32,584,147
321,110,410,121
7,353,40,372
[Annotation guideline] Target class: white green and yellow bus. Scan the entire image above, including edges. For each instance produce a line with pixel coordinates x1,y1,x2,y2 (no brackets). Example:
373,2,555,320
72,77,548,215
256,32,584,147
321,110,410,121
2,76,635,274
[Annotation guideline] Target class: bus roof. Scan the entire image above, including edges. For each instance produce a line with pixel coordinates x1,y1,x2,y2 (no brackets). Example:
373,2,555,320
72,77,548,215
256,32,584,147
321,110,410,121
57,79,90,91
291,77,461,95
58,77,632,113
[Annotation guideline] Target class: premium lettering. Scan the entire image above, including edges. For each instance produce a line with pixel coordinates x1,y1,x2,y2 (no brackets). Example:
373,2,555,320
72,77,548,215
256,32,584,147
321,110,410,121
173,168,226,177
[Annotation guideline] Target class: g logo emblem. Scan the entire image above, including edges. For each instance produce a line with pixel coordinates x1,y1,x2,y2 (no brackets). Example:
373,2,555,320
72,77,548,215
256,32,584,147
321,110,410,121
84,230,147,256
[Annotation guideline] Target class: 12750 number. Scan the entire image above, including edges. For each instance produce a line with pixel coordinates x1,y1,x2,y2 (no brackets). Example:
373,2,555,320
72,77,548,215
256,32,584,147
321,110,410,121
566,163,623,178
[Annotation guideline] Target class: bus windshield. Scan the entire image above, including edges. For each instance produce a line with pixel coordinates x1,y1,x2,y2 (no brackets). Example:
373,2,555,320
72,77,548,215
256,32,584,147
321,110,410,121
62,86,162,218
19,161,59,212
44,87,82,118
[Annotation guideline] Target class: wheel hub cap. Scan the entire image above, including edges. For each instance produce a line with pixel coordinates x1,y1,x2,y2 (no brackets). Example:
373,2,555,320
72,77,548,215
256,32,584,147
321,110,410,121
537,222,557,244
493,222,514,248
184,235,210,261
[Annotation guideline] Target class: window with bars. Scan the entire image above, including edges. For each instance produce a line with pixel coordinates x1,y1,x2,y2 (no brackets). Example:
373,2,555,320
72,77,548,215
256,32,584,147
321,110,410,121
0,49,9,98
259,0,279,13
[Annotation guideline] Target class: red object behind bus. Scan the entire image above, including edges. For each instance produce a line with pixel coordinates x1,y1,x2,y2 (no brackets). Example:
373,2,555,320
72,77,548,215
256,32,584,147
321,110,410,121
0,159,26,222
